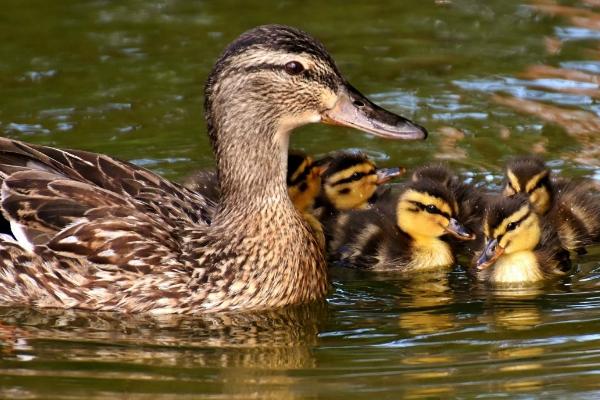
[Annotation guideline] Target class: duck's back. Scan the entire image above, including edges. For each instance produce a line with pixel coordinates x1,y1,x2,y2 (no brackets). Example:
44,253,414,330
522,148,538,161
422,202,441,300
0,138,226,312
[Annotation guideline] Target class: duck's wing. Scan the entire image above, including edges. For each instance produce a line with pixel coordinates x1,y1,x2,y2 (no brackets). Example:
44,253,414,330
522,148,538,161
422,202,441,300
0,138,214,245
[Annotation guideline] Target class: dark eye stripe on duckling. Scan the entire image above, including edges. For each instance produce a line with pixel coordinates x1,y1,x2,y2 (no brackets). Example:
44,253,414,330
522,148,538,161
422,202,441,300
495,211,531,242
408,201,451,219
287,164,313,187
331,169,376,186
526,173,550,194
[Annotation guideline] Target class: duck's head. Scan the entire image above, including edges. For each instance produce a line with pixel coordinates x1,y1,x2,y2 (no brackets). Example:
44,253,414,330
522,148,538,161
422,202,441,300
396,179,474,241
320,152,404,211
205,25,427,153
503,156,552,214
287,150,324,212
476,195,541,270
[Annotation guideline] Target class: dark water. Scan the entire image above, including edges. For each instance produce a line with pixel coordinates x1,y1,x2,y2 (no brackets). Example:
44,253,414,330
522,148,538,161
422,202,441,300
1,0,600,398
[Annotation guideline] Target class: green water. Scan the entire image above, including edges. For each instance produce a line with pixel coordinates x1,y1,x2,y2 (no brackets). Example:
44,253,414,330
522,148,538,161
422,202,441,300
1,0,600,398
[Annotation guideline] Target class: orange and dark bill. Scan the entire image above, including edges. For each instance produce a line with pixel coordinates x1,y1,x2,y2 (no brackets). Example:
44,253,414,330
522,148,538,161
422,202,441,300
445,218,475,241
476,238,505,270
321,83,428,140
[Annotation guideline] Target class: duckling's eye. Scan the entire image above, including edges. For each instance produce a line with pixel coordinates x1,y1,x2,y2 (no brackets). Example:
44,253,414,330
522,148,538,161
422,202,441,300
284,61,305,75
506,222,518,231
425,205,439,214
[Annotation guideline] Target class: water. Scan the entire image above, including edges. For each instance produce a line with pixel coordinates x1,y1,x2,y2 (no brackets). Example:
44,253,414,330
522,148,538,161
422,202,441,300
1,0,600,398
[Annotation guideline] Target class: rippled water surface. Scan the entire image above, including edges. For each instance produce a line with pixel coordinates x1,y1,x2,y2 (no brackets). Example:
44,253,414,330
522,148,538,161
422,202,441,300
1,0,600,398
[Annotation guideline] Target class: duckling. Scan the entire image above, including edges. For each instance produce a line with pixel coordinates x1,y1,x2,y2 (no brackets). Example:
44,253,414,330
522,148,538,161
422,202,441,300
327,179,474,271
286,150,327,248
411,164,486,256
286,150,324,213
315,151,403,217
475,194,570,285
503,156,600,253
0,25,427,314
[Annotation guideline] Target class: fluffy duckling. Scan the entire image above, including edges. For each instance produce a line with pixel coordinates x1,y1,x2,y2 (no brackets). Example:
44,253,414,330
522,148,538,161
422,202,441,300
475,195,570,285
286,150,325,213
411,164,486,256
286,150,327,248
315,152,403,214
327,179,474,271
503,156,600,253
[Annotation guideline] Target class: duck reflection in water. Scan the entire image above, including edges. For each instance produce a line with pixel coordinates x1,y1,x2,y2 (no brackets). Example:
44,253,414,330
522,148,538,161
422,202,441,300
0,302,327,372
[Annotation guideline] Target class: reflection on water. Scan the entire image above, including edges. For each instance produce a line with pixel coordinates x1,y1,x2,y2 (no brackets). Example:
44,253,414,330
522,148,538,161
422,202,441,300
1,0,600,398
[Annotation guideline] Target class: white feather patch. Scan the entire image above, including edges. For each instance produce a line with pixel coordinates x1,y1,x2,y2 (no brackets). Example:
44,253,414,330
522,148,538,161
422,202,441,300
10,222,34,252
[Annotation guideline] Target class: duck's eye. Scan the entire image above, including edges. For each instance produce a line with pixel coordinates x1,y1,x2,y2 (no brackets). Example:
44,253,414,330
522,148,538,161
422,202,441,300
284,61,305,75
425,205,438,214
506,222,518,231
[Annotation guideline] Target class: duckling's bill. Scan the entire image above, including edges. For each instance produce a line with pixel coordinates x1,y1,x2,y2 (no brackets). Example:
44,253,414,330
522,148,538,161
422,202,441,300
376,167,405,184
476,238,504,270
321,83,427,140
445,218,475,241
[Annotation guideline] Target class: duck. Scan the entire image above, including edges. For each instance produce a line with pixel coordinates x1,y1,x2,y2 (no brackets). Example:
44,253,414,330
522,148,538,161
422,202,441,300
183,149,325,209
0,25,427,314
502,156,600,253
410,164,486,256
184,150,327,248
474,194,570,285
326,178,473,271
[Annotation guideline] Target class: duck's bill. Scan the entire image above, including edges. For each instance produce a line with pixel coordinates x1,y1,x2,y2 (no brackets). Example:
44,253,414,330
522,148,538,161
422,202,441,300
476,238,504,270
445,218,475,241
376,167,405,184
321,84,428,140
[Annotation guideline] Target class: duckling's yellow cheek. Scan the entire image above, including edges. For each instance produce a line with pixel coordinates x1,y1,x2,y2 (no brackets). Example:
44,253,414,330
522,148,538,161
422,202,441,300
529,189,550,214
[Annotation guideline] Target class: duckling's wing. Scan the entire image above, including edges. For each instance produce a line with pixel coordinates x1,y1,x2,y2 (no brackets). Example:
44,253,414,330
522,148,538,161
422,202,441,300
0,138,214,240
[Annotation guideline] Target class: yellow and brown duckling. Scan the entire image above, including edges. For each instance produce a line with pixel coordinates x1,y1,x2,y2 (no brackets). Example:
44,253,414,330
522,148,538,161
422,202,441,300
286,150,327,248
314,151,404,230
327,178,474,271
475,194,570,285
411,164,486,256
0,25,427,314
503,156,600,253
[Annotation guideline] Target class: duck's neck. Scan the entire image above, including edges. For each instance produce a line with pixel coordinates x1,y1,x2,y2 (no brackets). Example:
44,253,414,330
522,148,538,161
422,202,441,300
209,111,293,218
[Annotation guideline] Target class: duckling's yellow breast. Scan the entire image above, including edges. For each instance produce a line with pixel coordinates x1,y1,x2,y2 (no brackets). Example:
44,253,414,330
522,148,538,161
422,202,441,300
490,252,544,284
410,238,454,271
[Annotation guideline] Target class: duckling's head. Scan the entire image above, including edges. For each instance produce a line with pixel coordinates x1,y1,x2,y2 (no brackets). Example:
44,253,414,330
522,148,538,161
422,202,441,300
411,164,456,186
503,156,552,214
477,195,541,270
396,179,474,241
287,150,323,212
205,25,427,156
321,152,404,211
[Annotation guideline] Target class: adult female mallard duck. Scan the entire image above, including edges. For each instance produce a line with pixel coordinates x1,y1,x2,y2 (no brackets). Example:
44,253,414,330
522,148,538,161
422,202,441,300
475,194,570,284
0,25,427,314
502,156,600,253
327,179,473,271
